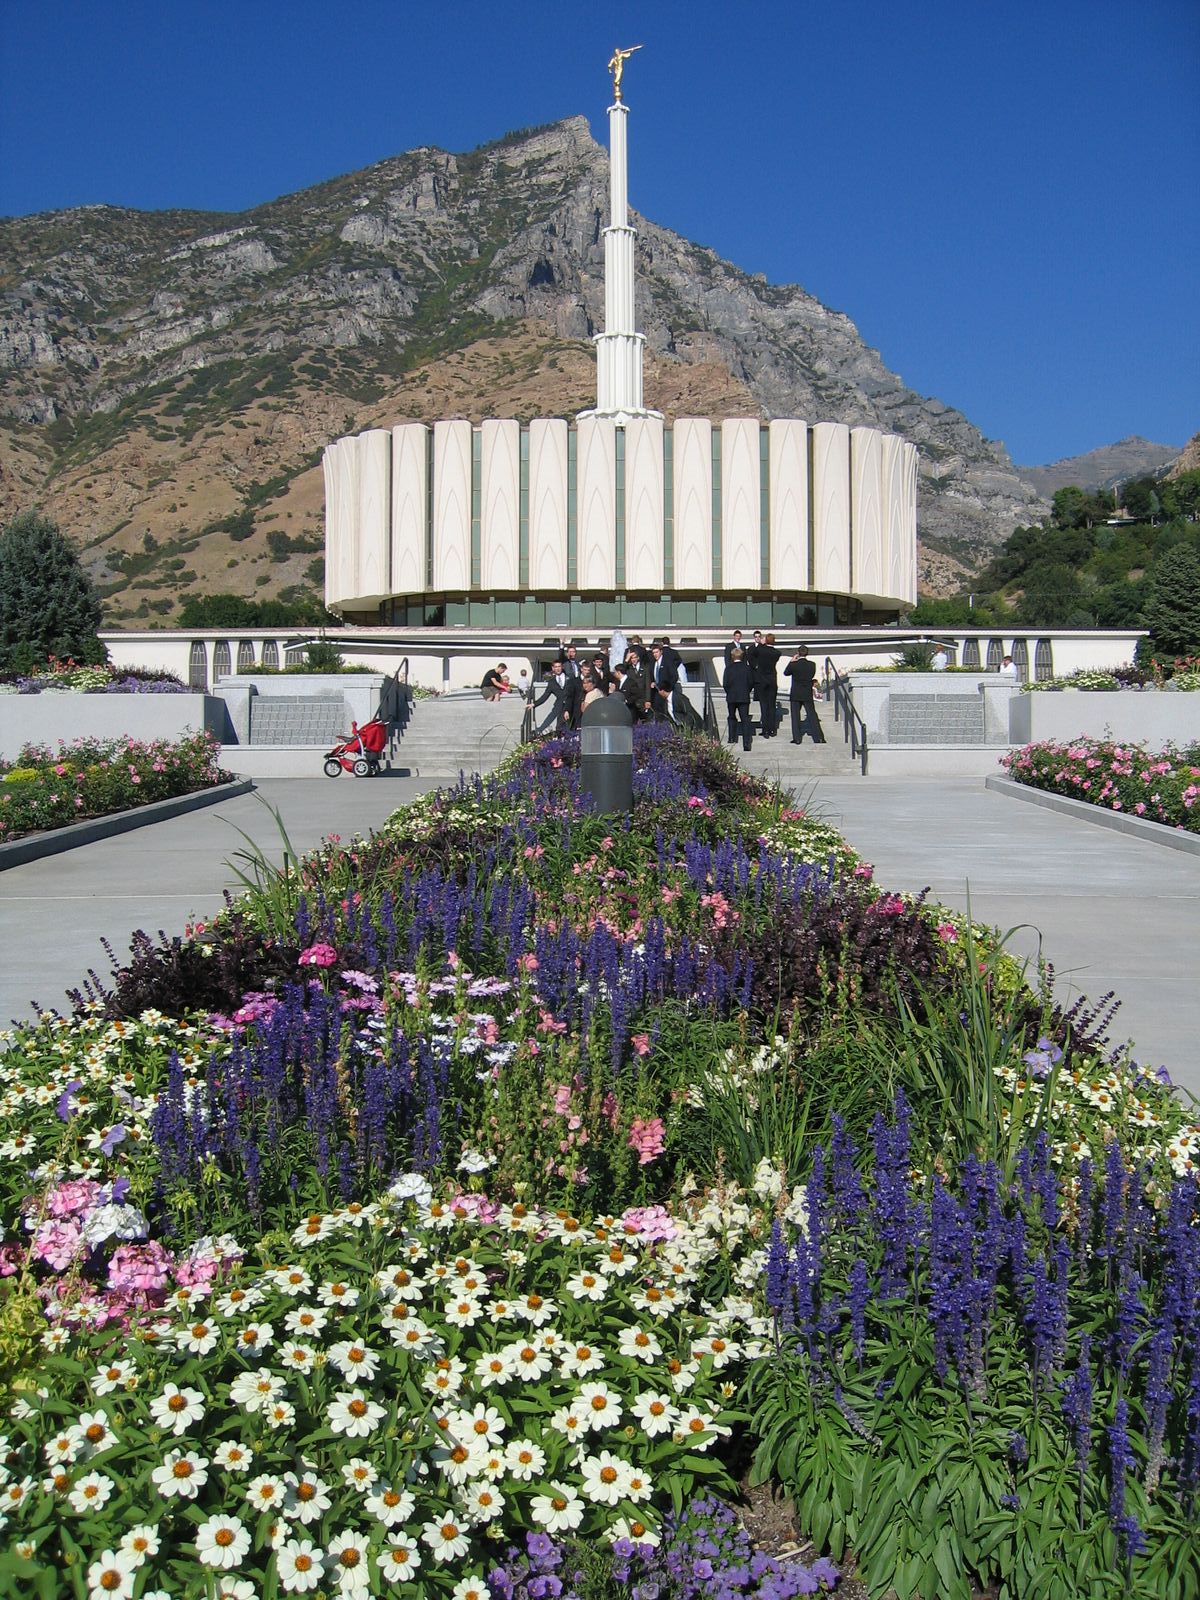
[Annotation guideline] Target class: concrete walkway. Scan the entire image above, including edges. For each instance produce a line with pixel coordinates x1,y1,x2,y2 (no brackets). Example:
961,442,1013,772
1,771,1196,1097
807,775,1199,1096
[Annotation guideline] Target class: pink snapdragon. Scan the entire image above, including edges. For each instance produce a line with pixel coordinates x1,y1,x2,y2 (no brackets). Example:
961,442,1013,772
107,1240,173,1294
298,943,338,968
627,1116,666,1165
620,1203,677,1240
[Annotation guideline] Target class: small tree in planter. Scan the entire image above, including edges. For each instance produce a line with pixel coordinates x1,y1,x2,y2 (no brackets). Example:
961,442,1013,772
0,512,106,671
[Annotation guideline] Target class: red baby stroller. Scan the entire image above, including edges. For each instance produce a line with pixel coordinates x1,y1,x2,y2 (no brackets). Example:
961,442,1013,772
324,716,388,777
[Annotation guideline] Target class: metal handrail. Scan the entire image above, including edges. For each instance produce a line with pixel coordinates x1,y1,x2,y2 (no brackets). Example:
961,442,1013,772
823,658,869,776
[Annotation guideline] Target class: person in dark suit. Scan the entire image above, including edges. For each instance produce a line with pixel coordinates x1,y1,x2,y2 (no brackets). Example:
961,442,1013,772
755,632,781,737
649,642,678,722
533,660,570,735
785,644,825,743
722,647,753,750
722,631,744,740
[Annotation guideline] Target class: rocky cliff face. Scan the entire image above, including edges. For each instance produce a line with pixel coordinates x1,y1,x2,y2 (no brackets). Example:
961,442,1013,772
0,117,1046,622
1016,435,1183,496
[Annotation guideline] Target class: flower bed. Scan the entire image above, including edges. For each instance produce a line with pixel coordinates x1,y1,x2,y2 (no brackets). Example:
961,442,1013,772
0,659,188,695
0,732,233,841
1001,738,1200,833
0,725,1196,1598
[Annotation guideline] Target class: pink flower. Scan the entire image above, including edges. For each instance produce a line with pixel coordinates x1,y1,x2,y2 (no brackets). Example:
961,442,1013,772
31,1218,83,1271
107,1240,173,1294
936,922,959,943
631,1033,651,1057
620,1204,677,1240
519,953,539,971
298,943,338,968
627,1116,666,1165
45,1179,101,1219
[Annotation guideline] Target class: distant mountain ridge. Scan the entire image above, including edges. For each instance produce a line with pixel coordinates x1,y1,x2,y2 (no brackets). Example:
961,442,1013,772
2,115,1051,621
1016,435,1183,496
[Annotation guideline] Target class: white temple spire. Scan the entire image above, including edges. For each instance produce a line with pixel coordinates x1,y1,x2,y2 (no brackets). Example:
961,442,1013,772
577,48,660,426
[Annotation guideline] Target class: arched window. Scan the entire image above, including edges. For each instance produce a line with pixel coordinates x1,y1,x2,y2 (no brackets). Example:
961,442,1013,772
1034,639,1054,681
960,638,980,668
188,641,207,691
1011,639,1029,682
213,641,232,681
986,638,1004,672
261,641,279,670
237,640,256,672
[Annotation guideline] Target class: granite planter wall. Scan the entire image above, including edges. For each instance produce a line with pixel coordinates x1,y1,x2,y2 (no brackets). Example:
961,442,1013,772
1008,692,1200,747
848,673,1019,744
0,694,227,764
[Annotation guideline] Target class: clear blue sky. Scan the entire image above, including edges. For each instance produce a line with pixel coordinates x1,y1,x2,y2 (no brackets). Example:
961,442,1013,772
1,0,1196,467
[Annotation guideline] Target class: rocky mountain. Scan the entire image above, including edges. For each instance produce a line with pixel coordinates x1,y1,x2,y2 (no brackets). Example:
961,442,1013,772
0,116,1048,623
1165,432,1200,480
1016,435,1182,497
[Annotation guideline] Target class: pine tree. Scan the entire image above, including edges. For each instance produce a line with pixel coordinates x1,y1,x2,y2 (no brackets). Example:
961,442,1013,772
1142,544,1200,659
0,511,106,671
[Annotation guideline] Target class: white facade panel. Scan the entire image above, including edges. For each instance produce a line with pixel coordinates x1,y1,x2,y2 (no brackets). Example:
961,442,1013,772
391,424,428,598
720,419,760,591
355,430,391,602
432,420,472,593
324,438,360,608
673,418,712,590
528,419,568,591
850,427,884,598
768,420,809,590
480,419,520,592
903,443,919,605
624,417,664,590
881,432,906,606
812,422,851,592
576,416,617,591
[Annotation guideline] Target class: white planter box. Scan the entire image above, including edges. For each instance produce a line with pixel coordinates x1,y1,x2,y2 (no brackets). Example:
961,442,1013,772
0,693,226,764
1009,691,1200,747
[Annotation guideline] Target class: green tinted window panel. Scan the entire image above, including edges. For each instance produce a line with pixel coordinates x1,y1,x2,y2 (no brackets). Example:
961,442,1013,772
494,600,521,626
695,596,725,625
520,599,546,625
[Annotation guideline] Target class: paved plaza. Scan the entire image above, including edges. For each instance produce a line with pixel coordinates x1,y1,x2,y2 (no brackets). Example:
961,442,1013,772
1,771,1196,1096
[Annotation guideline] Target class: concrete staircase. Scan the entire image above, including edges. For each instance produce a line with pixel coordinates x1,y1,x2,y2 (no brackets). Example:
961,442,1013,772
248,696,345,746
887,693,986,745
387,691,529,777
708,689,864,783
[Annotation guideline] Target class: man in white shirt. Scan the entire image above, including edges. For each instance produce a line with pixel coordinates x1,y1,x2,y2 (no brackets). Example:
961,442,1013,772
999,655,1019,681
932,646,949,671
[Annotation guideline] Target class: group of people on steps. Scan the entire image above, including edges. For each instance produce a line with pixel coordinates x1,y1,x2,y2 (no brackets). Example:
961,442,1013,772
721,629,825,751
530,634,703,737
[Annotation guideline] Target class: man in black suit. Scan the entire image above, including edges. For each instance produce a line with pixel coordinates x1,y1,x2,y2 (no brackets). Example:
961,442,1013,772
722,630,744,740
649,642,678,722
785,644,826,743
533,660,571,736
754,632,781,737
722,647,754,750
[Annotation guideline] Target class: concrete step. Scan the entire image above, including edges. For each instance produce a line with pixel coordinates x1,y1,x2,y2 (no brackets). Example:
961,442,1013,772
250,700,345,746
731,738,864,783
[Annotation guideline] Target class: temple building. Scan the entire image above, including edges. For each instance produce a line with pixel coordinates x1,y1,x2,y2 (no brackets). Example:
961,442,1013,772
322,59,919,634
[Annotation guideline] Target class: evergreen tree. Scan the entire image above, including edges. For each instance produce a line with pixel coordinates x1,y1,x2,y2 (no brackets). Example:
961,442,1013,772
1143,545,1200,657
0,512,106,671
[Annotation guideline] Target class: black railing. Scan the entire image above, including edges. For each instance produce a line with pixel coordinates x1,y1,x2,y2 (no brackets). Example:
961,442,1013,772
823,658,869,776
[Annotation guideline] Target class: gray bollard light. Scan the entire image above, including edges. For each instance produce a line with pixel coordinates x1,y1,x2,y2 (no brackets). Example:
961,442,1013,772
579,695,633,815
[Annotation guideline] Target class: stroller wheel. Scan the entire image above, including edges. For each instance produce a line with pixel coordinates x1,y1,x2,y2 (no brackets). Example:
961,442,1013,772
323,758,343,778
352,757,371,777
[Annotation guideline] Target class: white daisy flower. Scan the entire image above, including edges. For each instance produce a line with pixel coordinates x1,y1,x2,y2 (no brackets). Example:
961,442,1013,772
213,1440,254,1474
630,1392,677,1437
233,1320,275,1356
246,1472,287,1512
151,1449,209,1499
460,1480,506,1525
278,1341,318,1375
450,1578,492,1600
283,1305,329,1337
149,1383,206,1435
618,1326,663,1363
276,1536,326,1592
579,1450,630,1506
547,1403,588,1442
215,1285,264,1318
452,1401,505,1447
421,1515,471,1561
327,1340,380,1382
502,1438,546,1480
266,1266,313,1297
444,1295,485,1327
376,1534,421,1583
506,1339,553,1381
119,1524,160,1563
375,1265,425,1300
211,1581,256,1600
326,1528,371,1593
577,1381,622,1430
565,1268,609,1301
68,1470,115,1514
421,1355,467,1399
91,1360,136,1395
85,1547,138,1599
364,1483,416,1527
474,1350,515,1388
624,1463,654,1503
607,1514,661,1546
317,1281,359,1309
264,1399,297,1431
340,1457,379,1494
513,1292,555,1325
558,1341,606,1377
176,1319,221,1355
432,1435,491,1486
229,1368,286,1412
328,1390,386,1438
44,1430,83,1466
284,1470,333,1525
196,1514,252,1569
1,1475,34,1511
529,1482,584,1533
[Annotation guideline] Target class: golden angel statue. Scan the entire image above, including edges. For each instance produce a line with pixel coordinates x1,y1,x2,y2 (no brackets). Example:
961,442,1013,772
608,44,642,102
